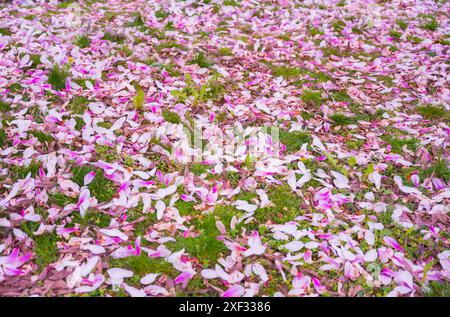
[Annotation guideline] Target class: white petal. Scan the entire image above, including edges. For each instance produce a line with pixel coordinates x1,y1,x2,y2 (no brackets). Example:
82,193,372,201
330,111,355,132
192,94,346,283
140,273,159,285
281,241,304,252
331,171,350,189
364,249,378,262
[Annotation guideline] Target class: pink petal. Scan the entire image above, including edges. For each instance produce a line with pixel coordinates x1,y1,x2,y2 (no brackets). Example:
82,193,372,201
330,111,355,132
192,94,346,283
83,171,96,186
222,285,245,297
383,236,404,252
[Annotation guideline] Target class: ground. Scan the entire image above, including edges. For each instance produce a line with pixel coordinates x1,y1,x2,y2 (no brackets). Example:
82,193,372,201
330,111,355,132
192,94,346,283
0,0,449,297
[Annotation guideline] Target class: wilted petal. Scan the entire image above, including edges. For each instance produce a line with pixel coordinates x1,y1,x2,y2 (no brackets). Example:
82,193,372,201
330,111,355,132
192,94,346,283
331,171,350,189
84,171,96,186
383,236,404,252
222,285,245,297
123,284,147,297
140,273,159,285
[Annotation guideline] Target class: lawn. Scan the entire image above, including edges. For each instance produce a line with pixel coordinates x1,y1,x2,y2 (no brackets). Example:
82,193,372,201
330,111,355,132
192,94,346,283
0,0,449,298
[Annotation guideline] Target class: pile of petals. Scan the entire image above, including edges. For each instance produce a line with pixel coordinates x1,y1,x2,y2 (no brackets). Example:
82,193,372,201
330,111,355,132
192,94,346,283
0,0,449,297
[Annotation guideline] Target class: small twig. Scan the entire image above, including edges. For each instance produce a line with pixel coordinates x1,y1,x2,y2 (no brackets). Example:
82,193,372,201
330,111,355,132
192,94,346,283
203,280,224,294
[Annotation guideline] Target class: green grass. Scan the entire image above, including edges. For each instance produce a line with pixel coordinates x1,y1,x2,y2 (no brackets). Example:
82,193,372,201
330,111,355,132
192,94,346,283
419,160,449,182
43,92,60,105
305,70,332,82
330,113,357,126
190,163,209,175
120,45,133,57
156,41,187,52
396,19,408,30
351,26,363,35
389,29,402,39
132,88,145,110
148,61,180,76
424,282,450,297
48,64,69,91
407,35,422,44
127,13,145,27
223,0,239,6
167,213,228,266
176,276,211,297
0,129,6,145
72,165,117,203
48,193,77,207
31,232,59,271
332,20,346,33
67,96,90,114
271,65,302,79
0,101,11,113
162,110,181,124
30,130,54,143
263,269,287,296
254,185,303,224
385,137,419,154
74,35,91,48
104,11,119,21
188,52,213,68
265,61,331,83
71,210,112,228
10,161,41,180
20,220,41,238
165,21,176,31
103,32,125,43
417,105,448,120
8,83,22,93
301,89,323,107
155,9,169,19
95,144,119,163
321,46,343,57
174,200,199,217
217,47,233,56
225,171,241,187
271,66,331,86
110,254,175,276
0,27,12,36
57,0,75,8
71,78,94,90
308,27,324,36
278,129,311,153
437,38,450,46
131,214,155,237
421,19,439,32
278,33,291,42
171,73,224,106
74,117,85,130
203,77,225,101
48,193,111,228
96,122,113,129
28,54,41,68
300,111,313,121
